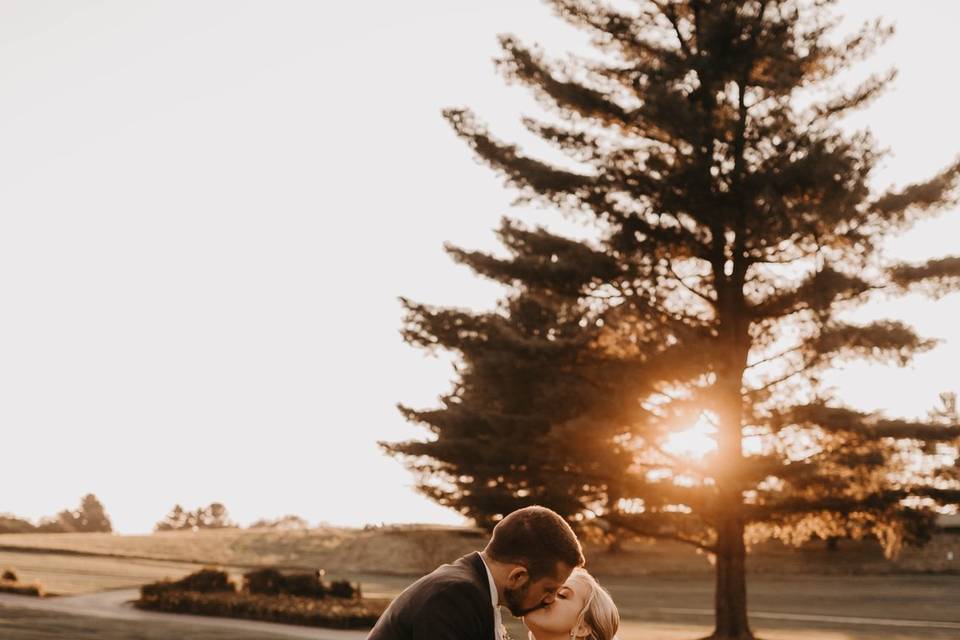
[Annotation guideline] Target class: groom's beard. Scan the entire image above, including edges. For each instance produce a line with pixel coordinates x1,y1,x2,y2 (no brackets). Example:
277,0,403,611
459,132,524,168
503,582,540,617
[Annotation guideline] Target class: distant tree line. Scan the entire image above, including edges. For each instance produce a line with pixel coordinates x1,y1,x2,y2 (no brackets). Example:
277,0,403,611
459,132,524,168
154,503,237,531
0,494,112,534
153,504,313,531
0,495,313,534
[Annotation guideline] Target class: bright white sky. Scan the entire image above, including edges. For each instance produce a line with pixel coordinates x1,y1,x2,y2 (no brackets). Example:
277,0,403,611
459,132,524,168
0,1,957,534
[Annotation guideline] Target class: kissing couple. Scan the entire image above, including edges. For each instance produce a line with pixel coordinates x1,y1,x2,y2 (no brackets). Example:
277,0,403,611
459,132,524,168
368,506,619,640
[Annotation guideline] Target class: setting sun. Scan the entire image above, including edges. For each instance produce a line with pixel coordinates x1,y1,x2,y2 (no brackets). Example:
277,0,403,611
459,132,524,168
662,414,718,459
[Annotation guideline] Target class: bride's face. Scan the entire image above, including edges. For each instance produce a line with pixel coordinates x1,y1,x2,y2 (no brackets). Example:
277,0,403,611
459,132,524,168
522,575,589,638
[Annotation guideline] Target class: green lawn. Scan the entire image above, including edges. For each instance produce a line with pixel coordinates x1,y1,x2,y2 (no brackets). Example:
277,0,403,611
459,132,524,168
0,551,213,595
2,602,956,640
0,604,305,640
501,573,960,640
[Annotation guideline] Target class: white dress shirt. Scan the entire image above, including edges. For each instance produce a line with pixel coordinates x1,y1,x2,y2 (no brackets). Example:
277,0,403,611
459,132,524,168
479,554,505,640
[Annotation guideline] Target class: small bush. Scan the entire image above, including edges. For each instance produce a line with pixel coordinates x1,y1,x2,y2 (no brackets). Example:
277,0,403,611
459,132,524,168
0,581,44,597
243,568,285,595
244,568,327,599
178,568,234,593
141,567,234,597
281,572,327,598
2,568,18,582
328,579,359,599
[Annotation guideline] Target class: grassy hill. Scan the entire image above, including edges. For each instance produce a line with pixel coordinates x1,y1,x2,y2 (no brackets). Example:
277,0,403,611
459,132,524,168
0,525,488,575
0,524,956,579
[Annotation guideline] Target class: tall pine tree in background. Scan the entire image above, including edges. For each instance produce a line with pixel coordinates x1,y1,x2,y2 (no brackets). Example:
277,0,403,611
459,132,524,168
384,1,960,637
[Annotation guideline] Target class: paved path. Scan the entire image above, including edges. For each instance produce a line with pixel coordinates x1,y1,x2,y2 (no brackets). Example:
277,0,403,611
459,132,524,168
0,589,367,639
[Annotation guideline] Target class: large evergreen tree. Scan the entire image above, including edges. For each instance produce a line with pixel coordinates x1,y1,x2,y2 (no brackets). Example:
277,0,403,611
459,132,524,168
384,1,960,638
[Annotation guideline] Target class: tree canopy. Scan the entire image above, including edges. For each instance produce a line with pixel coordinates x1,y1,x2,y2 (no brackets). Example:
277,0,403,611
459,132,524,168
384,2,960,638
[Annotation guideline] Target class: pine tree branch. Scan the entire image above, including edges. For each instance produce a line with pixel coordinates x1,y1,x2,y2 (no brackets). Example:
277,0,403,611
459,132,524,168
745,343,803,370
608,279,713,337
744,319,920,397
497,36,636,128
743,361,815,398
521,117,604,166
651,1,693,57
745,250,817,267
745,486,960,521
810,18,896,82
888,256,960,297
547,1,674,67
444,108,595,199
812,320,937,366
444,221,622,295
605,203,713,260
868,158,960,230
749,267,873,320
667,259,717,306
811,69,897,121
603,513,716,553
775,403,960,442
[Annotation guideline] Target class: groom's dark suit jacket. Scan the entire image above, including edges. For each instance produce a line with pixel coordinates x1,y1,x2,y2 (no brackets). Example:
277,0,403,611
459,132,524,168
366,551,496,640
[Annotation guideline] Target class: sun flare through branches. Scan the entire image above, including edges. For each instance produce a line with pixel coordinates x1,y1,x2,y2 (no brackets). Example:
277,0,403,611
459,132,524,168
662,413,719,460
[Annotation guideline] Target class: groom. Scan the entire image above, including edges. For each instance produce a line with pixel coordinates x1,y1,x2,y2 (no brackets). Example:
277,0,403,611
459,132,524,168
366,505,584,640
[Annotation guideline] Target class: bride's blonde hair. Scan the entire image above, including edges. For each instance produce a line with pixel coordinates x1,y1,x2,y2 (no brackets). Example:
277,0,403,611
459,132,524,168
529,568,619,640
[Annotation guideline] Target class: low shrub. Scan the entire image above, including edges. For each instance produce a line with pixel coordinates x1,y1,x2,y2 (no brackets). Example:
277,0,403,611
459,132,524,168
328,579,359,599
244,568,335,599
0,580,44,597
2,568,18,582
135,590,386,629
141,567,234,597
280,572,327,598
243,568,286,596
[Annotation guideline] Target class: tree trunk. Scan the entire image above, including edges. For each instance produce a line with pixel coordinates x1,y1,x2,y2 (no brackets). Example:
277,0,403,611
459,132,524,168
708,512,754,640
708,334,753,640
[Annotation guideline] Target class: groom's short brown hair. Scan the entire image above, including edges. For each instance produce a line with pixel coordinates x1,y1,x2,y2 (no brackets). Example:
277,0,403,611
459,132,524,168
484,506,584,579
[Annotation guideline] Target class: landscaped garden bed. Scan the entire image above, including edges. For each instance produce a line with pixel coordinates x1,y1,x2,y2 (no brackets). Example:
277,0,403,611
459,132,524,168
134,567,386,629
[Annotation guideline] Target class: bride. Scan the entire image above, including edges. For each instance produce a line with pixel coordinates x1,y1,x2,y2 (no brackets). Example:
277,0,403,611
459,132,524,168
521,568,620,640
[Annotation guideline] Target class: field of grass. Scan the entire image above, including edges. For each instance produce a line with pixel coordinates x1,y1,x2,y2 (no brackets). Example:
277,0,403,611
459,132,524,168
2,526,959,639
2,551,958,639
1,600,957,640
0,604,323,640
497,573,960,640
5,525,954,578
0,525,491,575
0,550,217,595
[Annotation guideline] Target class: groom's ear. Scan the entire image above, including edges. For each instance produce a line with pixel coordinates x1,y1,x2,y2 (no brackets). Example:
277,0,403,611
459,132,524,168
506,565,529,588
